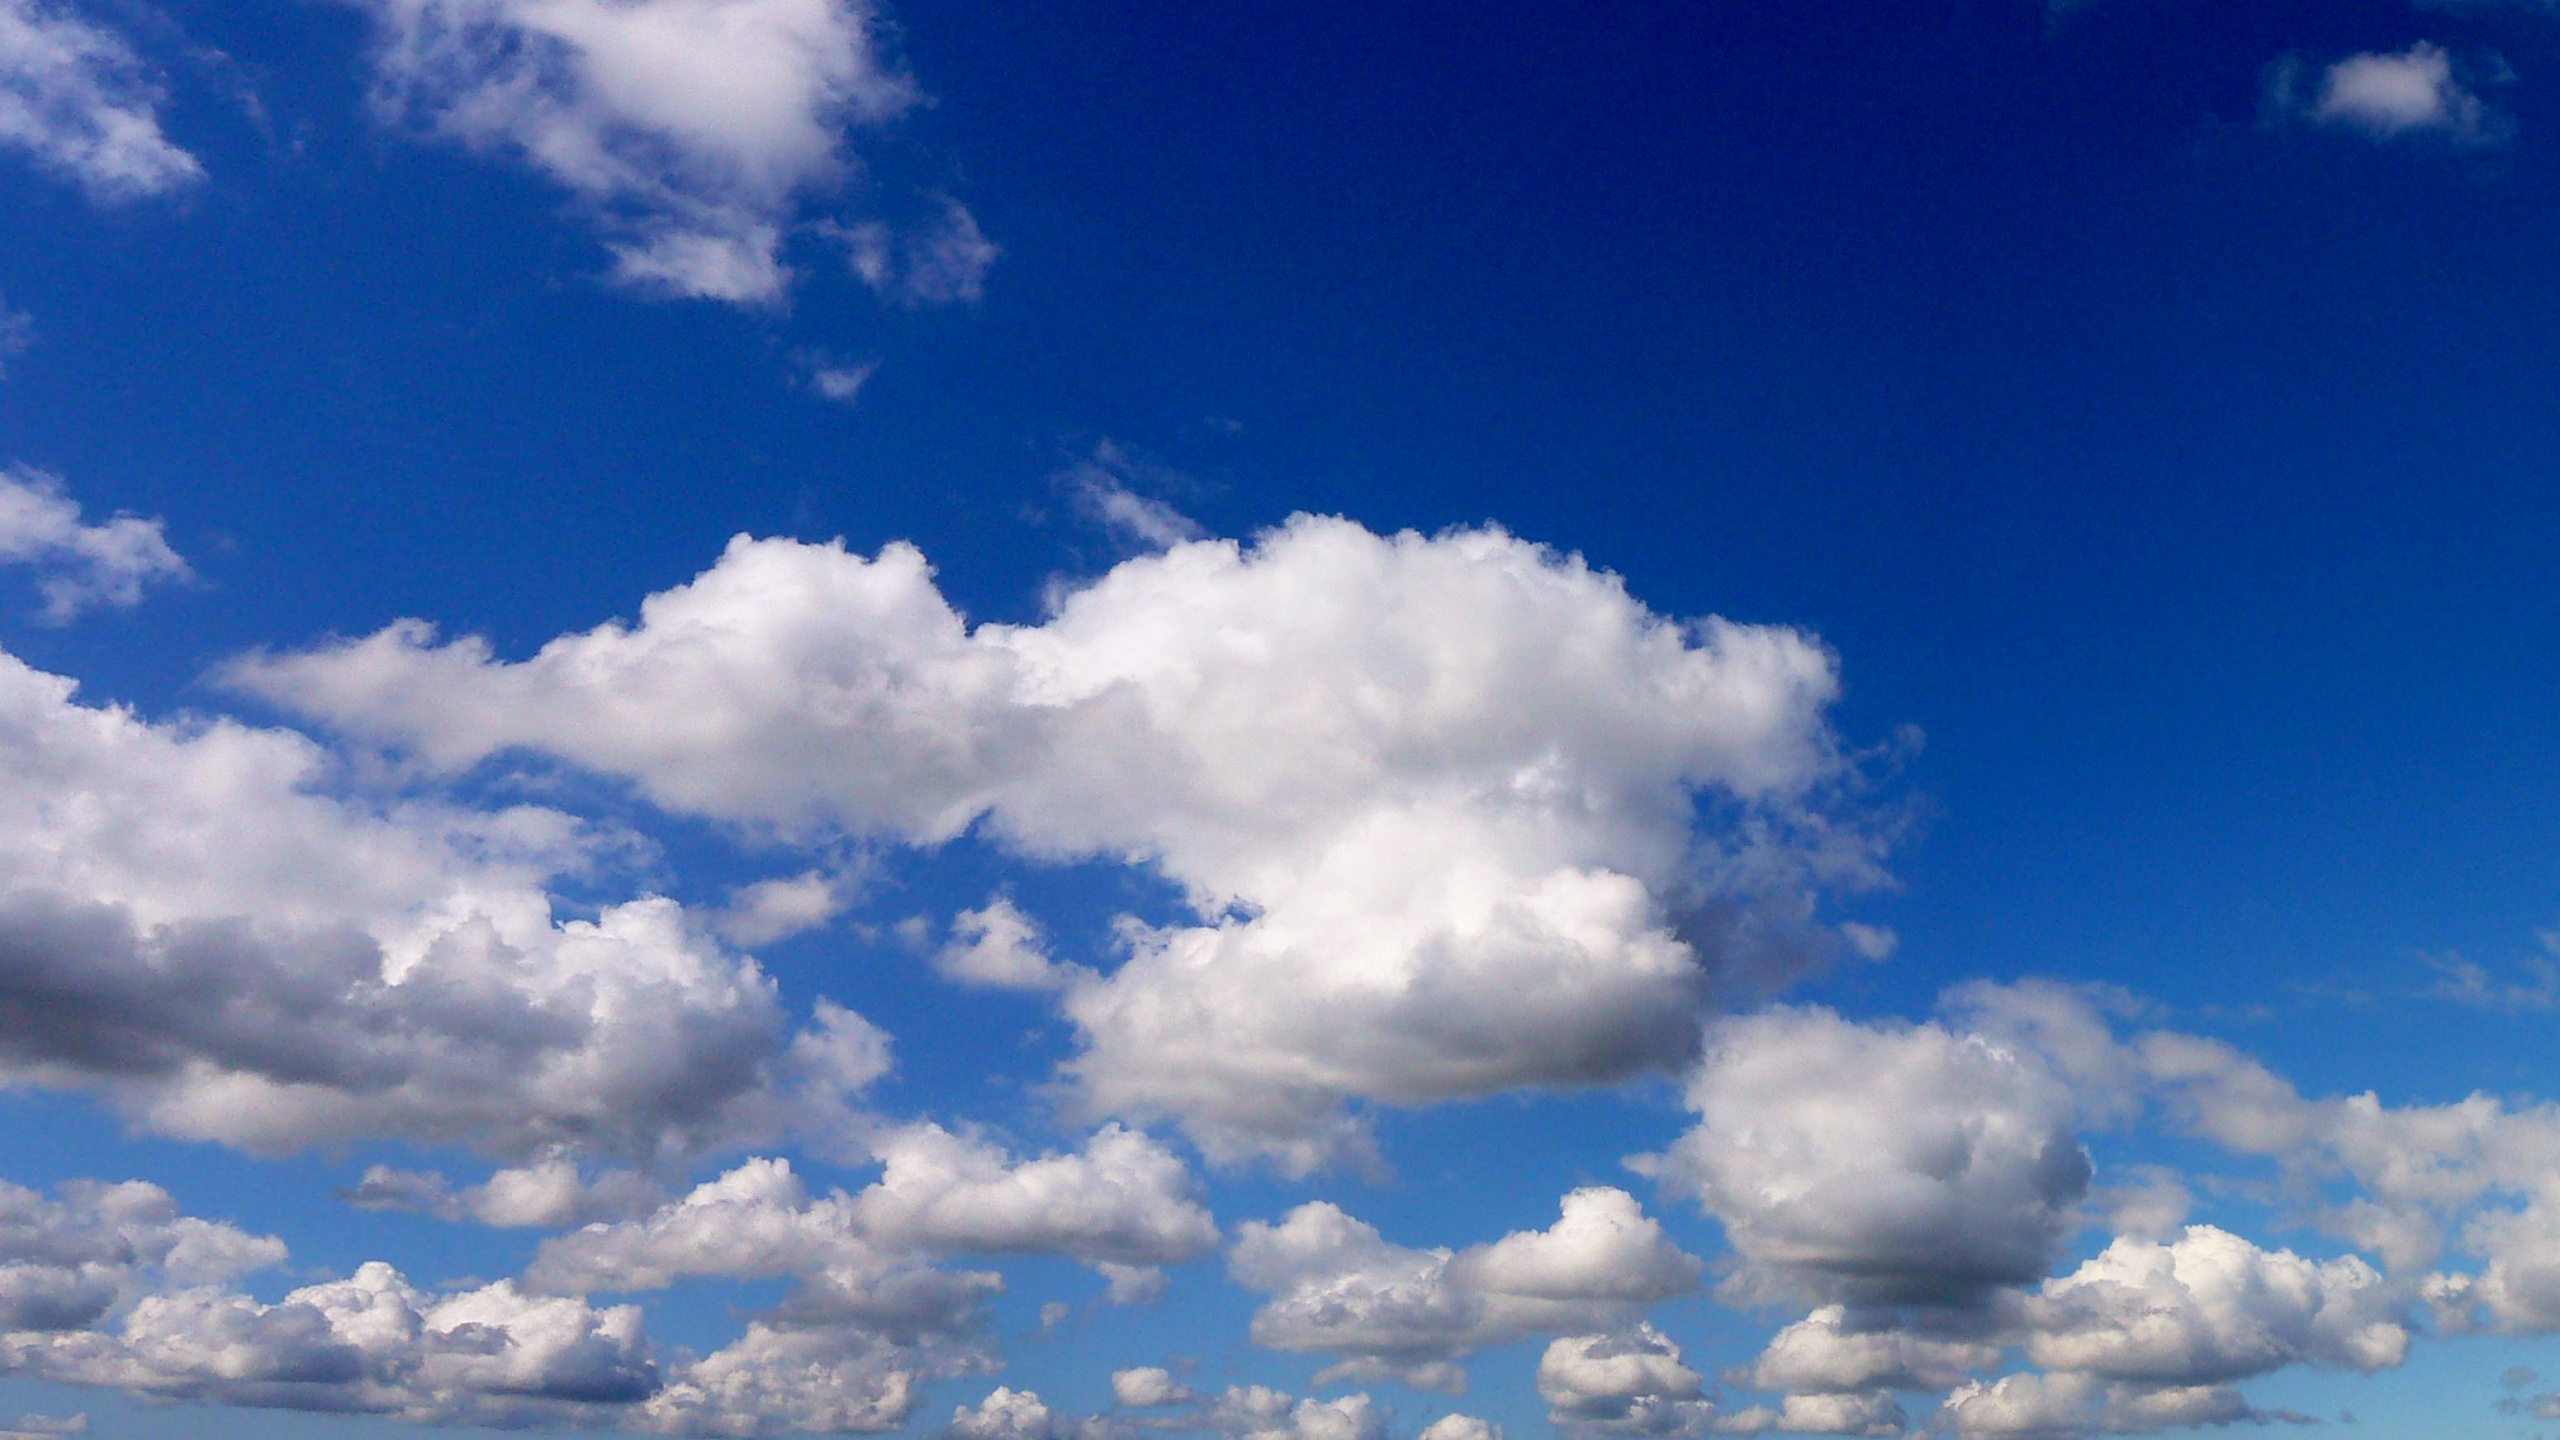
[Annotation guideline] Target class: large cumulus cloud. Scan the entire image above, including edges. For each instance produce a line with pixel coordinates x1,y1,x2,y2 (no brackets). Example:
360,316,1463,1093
232,517,1882,1168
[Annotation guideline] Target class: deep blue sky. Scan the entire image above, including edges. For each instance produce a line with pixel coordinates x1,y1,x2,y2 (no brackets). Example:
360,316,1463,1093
5,1,2560,1436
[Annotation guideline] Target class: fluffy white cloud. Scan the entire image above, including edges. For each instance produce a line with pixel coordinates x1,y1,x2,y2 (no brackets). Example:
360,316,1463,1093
1638,1006,2089,1308
1413,1417,1501,1440
0,630,879,1164
1716,1390,1903,1436
853,1122,1216,1271
1936,1371,2277,1439
0,1178,281,1333
0,1175,950,1436
1535,1327,1715,1438
2272,43,2504,145
2022,1226,2408,1384
1230,1188,1701,1391
231,517,1875,1168
1111,1366,1192,1408
1740,1306,1998,1396
529,1124,1214,1308
0,0,200,199
1206,1387,1386,1440
350,0,920,303
935,895,1082,992
0,466,187,621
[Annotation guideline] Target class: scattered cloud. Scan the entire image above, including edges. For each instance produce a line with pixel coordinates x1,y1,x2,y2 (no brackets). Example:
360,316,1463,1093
0,0,202,199
0,619,884,1162
347,0,922,304
1635,1005,2090,1309
1230,1187,1701,1392
2269,43,2508,145
0,297,29,375
229,517,1881,1171
0,466,188,621
799,352,883,406
840,196,1000,306
1061,440,1207,552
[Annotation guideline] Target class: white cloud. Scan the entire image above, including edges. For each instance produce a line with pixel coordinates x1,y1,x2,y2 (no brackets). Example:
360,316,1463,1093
1230,1187,1700,1392
528,1124,1214,1308
0,0,201,199
935,895,1084,992
2023,1226,2409,1383
0,634,880,1164
230,517,1876,1169
852,1122,1217,1270
2273,43,2505,145
1061,440,1206,552
342,1156,660,1226
842,197,999,305
719,866,863,946
0,467,187,621
1535,1326,1716,1438
1112,1367,1193,1408
349,0,920,304
799,353,881,406
0,1176,955,1433
1952,979,2560,1302
1740,1306,1998,1396
1414,1418,1501,1440
1636,1006,2089,1308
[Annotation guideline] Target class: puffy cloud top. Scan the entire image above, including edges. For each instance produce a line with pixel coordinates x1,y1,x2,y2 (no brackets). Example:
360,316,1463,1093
234,518,1875,1168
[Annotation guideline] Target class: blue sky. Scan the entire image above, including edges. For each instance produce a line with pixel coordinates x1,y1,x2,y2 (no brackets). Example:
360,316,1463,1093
4,1,2560,1437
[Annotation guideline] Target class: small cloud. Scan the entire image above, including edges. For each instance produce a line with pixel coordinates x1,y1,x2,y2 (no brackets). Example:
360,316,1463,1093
935,894,1085,992
0,464,190,621
1058,440,1205,551
797,353,881,406
0,1414,86,1440
717,866,865,947
838,197,1000,307
0,299,30,376
2269,43,2509,145
1838,921,1897,962
2419,938,2560,1010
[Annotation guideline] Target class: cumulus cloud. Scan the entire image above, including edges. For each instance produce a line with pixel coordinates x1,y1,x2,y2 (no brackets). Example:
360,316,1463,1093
1230,1188,1699,1392
1740,1306,1998,1396
0,632,881,1164
348,0,921,303
0,1173,960,1436
0,0,201,199
528,1124,1214,1306
230,517,1878,1169
0,466,188,621
1535,1326,1716,1438
1953,978,2560,1311
1113,1367,1193,1408
2022,1226,2409,1385
2271,43,2506,145
1637,1006,2089,1309
935,895,1083,992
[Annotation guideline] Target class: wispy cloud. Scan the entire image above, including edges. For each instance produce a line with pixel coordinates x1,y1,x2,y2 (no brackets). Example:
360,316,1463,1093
0,0,202,200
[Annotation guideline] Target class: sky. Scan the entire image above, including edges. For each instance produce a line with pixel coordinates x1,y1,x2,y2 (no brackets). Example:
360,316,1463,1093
7,0,2560,1437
